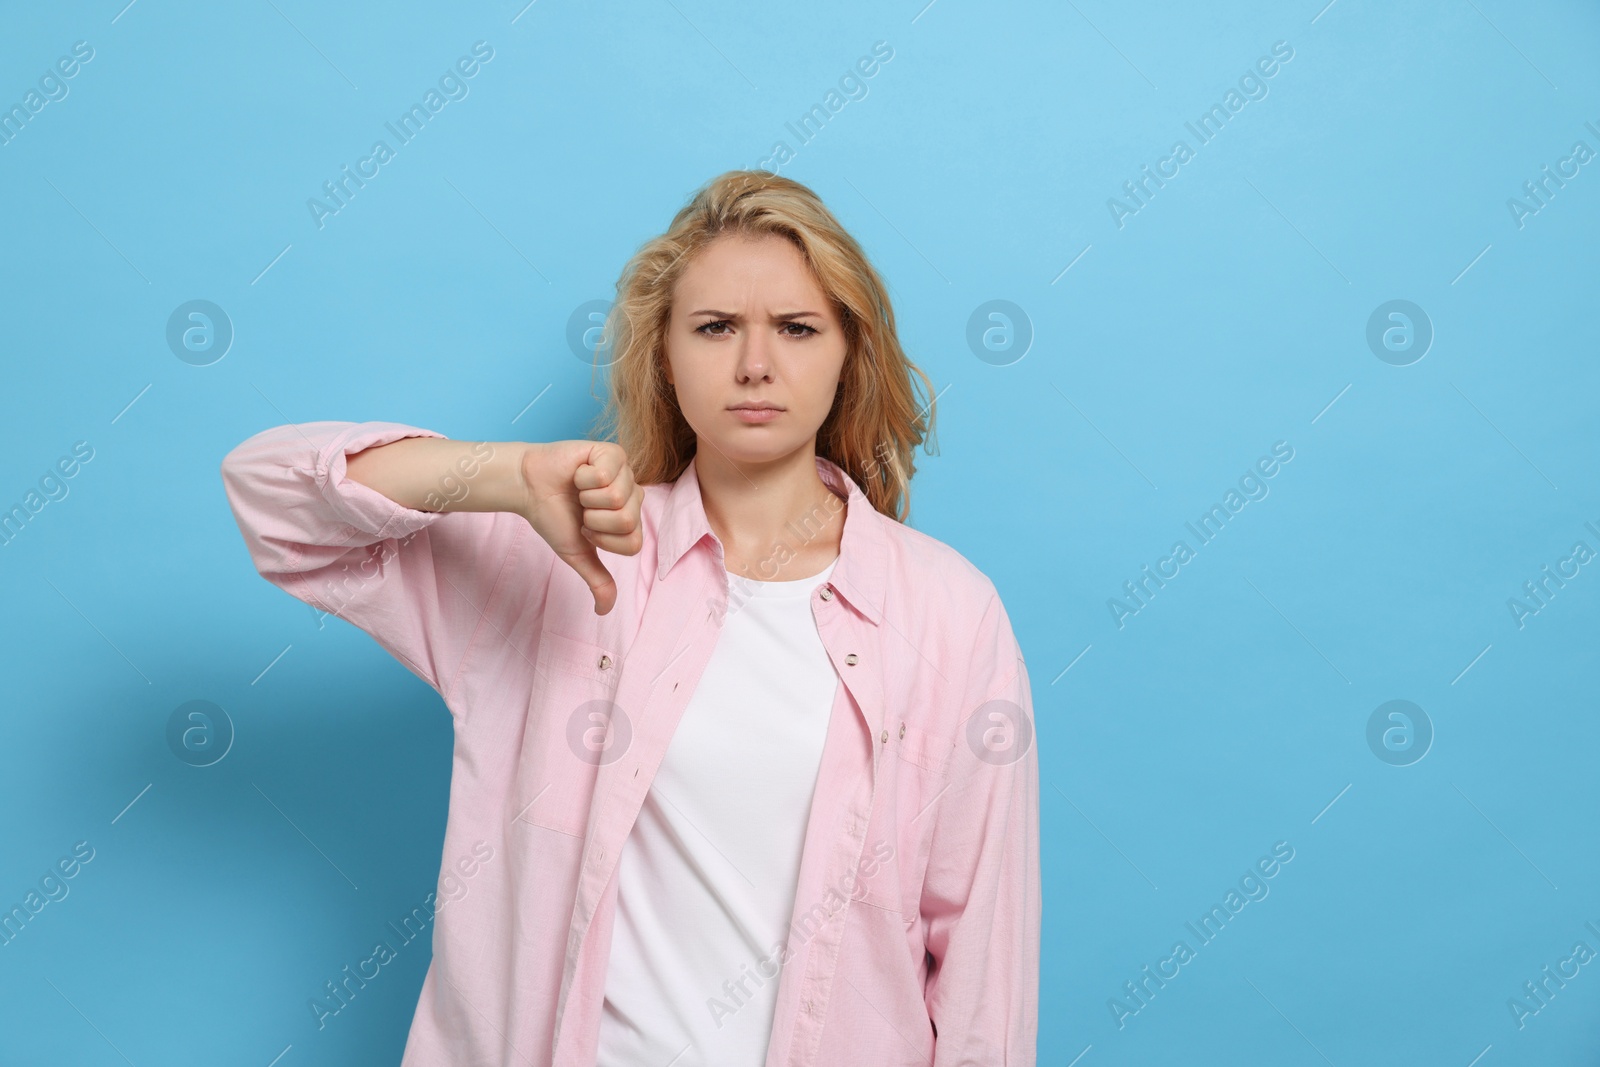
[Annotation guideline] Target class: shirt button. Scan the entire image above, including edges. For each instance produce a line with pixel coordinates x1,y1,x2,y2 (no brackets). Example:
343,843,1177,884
844,654,858,666
899,723,906,739
598,654,612,670
880,729,888,743
819,587,833,601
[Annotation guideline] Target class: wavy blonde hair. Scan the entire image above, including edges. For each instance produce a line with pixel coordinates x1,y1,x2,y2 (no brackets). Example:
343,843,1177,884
585,169,937,523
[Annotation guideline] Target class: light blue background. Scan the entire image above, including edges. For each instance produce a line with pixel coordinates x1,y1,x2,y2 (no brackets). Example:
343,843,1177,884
2,0,1597,1063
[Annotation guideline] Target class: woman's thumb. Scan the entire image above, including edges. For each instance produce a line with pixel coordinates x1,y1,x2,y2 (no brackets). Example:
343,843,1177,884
564,533,618,615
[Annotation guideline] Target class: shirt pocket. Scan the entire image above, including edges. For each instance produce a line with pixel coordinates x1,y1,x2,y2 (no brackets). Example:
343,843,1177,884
896,720,955,777
858,720,957,921
514,628,624,837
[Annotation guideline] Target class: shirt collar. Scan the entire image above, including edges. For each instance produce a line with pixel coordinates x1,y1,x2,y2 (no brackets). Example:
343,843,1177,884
655,453,888,626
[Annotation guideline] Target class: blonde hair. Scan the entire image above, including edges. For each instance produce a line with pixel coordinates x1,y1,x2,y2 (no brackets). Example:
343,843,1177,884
585,169,937,523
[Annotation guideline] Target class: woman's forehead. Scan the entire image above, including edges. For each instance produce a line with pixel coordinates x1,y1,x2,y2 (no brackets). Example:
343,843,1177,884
673,235,829,308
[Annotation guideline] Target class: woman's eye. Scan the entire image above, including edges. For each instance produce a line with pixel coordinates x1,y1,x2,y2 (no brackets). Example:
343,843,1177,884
695,321,818,337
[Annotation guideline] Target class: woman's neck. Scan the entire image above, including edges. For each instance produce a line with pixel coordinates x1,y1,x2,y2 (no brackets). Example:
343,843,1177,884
694,447,845,581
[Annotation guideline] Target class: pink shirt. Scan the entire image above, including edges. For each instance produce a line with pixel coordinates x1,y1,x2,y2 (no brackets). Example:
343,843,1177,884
220,420,1041,1066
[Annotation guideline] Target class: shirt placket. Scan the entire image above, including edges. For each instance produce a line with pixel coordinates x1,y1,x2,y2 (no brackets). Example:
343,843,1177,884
550,544,730,1065
781,578,885,1066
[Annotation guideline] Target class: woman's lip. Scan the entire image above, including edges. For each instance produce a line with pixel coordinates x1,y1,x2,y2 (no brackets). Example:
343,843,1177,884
730,407,782,422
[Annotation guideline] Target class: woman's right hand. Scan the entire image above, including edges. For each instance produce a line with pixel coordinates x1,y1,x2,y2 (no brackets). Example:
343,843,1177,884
520,441,644,616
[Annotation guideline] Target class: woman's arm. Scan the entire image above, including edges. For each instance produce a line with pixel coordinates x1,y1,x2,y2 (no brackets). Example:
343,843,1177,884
219,421,545,706
344,434,643,615
344,435,532,516
920,589,1042,1065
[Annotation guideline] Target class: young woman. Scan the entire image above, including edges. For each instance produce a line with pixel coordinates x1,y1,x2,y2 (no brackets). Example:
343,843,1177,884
221,170,1039,1066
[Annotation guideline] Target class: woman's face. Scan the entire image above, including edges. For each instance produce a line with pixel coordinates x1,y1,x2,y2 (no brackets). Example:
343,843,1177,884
662,232,848,468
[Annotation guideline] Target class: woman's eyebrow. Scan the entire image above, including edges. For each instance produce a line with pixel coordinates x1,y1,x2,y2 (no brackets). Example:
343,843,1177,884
687,309,825,320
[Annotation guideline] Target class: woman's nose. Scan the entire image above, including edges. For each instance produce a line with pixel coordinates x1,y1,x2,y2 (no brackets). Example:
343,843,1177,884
736,337,773,381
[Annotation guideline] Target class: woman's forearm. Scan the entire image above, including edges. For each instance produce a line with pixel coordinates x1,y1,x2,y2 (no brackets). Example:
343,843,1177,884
345,437,534,516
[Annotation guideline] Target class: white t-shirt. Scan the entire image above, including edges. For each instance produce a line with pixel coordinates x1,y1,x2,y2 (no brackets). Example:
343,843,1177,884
597,556,841,1067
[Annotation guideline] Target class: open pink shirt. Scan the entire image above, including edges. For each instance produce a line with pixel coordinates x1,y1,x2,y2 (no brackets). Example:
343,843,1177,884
220,420,1041,1066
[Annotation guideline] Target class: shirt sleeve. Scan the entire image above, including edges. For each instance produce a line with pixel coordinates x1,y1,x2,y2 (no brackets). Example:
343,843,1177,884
920,588,1042,1066
219,420,546,707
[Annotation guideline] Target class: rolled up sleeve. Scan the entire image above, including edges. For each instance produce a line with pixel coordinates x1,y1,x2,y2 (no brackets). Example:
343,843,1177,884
920,589,1041,1065
219,420,539,706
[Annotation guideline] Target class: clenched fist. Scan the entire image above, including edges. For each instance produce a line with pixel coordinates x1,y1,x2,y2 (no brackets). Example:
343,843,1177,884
520,440,644,615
